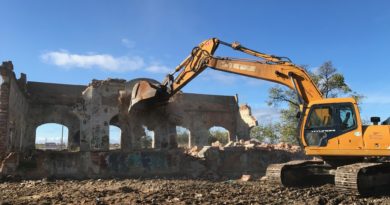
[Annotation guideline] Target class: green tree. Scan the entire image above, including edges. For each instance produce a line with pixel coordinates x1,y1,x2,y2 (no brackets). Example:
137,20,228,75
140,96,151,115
250,123,279,143
209,130,229,145
267,61,363,144
176,132,189,147
140,135,152,148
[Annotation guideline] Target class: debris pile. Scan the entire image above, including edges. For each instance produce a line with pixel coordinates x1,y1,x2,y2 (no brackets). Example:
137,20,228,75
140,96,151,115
187,139,302,157
2,178,388,204
89,78,126,87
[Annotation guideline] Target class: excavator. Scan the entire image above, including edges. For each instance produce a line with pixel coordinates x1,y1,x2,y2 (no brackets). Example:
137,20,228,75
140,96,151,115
128,38,390,195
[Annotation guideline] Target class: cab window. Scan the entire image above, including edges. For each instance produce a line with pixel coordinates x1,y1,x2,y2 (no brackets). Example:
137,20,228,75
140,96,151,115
338,105,356,131
306,106,334,129
304,103,357,147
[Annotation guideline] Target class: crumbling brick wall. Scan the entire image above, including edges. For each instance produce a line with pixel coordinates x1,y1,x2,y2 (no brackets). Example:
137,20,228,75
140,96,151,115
0,61,257,155
0,61,272,179
0,62,13,160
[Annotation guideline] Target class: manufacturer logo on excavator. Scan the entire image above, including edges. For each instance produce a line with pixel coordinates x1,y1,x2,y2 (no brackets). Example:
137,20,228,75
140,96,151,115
221,62,256,72
310,129,336,133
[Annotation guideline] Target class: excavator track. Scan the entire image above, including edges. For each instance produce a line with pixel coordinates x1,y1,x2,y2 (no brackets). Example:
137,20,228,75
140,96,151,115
266,160,309,185
266,160,333,187
335,162,390,195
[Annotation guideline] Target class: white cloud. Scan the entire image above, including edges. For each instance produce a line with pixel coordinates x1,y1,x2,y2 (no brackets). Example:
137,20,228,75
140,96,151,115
121,38,136,48
145,64,171,73
41,50,145,72
252,107,281,123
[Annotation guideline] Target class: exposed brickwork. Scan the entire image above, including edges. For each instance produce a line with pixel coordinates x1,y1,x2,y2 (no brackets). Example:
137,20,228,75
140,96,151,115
0,62,11,160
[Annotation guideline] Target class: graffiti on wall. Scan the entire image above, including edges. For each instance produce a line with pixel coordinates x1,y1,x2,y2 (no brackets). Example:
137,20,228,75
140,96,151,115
89,150,181,175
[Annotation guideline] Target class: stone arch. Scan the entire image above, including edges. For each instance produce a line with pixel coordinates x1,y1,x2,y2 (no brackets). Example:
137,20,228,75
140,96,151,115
35,123,68,150
109,115,121,150
25,105,80,151
176,126,191,148
201,113,236,145
208,126,230,146
141,125,154,148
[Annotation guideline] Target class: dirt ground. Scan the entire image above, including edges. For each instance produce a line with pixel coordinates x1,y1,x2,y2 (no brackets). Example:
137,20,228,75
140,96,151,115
1,178,390,205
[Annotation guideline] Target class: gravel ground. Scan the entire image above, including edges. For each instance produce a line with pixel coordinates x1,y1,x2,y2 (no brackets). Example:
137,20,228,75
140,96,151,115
0,178,389,205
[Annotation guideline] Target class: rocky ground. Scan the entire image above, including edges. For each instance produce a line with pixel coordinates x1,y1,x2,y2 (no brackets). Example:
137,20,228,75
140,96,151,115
0,178,389,205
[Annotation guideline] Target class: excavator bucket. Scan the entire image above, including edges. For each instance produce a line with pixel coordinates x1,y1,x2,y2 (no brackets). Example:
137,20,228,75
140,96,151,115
128,38,220,112
128,80,168,112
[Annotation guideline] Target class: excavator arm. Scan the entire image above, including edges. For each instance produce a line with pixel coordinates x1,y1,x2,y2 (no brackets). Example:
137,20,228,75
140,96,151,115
129,38,322,111
206,56,322,104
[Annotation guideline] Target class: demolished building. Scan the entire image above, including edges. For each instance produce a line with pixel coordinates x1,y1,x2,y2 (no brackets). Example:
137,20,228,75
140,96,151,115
0,61,307,180
0,61,257,154
1,61,292,178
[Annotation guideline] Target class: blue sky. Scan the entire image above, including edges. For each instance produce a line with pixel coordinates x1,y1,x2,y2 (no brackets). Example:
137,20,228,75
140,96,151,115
1,1,390,142
35,123,69,144
35,124,121,145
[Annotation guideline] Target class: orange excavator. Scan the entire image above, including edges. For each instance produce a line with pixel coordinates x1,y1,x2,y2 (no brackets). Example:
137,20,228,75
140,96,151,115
129,38,390,195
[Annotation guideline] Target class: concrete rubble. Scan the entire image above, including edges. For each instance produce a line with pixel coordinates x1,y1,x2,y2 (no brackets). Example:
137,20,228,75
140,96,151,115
240,174,252,181
201,139,301,153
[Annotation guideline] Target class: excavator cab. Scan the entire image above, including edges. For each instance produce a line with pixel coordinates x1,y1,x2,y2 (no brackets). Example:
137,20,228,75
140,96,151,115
303,101,358,147
302,97,367,156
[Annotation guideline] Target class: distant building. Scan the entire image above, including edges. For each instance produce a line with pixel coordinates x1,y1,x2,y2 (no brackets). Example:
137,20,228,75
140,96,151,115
45,142,58,150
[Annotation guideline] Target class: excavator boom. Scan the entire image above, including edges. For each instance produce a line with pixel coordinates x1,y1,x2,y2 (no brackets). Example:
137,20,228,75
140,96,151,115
129,38,322,111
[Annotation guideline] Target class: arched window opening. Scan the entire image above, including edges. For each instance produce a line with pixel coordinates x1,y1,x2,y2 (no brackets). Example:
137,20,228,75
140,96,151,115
109,125,121,150
109,115,121,150
141,125,154,148
208,126,230,146
250,124,279,144
35,123,68,150
176,126,190,148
